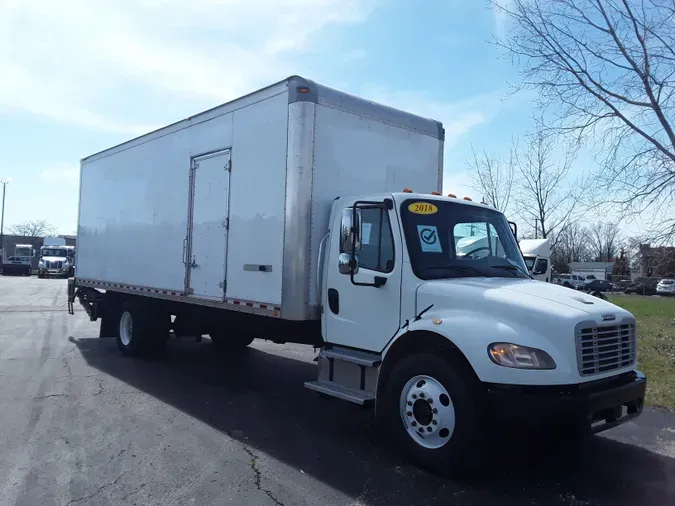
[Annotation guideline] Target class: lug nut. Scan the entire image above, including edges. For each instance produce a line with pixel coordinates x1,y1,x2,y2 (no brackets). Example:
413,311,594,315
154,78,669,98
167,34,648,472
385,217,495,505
427,398,433,404
427,427,432,432
412,394,417,399
407,401,412,406
418,427,424,433
407,411,412,417
432,408,438,414
419,392,425,398
411,421,417,427
432,420,438,425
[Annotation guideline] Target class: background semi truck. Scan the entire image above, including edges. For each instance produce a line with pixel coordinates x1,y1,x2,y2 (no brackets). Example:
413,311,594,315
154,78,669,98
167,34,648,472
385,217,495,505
68,76,646,475
519,238,551,282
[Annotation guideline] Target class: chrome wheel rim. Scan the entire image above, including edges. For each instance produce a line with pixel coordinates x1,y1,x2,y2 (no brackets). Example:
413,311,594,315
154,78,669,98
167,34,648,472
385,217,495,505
399,374,455,449
119,311,133,346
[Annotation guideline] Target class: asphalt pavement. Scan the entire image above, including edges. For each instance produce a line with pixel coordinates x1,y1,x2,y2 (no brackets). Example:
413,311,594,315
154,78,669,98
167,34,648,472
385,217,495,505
0,276,673,506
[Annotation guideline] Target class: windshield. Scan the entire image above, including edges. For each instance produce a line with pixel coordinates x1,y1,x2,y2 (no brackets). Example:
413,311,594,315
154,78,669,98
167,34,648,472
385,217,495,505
523,256,536,270
400,199,529,280
42,248,67,257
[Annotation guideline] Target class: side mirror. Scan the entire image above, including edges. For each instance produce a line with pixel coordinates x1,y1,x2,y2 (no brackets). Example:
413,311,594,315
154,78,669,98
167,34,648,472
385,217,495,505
338,252,359,275
340,208,362,253
533,259,547,275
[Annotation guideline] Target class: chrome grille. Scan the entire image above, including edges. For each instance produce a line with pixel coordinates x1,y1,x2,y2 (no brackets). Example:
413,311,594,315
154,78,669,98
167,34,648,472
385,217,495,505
576,323,636,376
46,261,63,269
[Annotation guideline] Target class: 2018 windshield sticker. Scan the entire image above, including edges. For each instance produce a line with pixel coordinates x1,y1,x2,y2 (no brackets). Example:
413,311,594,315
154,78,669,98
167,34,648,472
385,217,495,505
408,202,438,215
417,225,442,253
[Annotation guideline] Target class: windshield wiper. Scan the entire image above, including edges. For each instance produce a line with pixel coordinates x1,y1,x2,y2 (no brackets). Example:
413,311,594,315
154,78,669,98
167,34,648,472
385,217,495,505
490,264,532,279
425,264,488,277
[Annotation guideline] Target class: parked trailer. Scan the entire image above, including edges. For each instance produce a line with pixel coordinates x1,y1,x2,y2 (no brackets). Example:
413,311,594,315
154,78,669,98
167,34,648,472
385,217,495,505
68,76,646,476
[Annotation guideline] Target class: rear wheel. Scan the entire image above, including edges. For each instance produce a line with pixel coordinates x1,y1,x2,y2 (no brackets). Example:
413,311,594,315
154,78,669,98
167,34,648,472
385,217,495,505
380,353,484,477
115,300,169,357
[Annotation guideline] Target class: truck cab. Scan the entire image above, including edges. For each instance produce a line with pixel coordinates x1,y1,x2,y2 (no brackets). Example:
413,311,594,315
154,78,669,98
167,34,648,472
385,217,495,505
309,191,645,473
519,238,551,282
38,246,73,278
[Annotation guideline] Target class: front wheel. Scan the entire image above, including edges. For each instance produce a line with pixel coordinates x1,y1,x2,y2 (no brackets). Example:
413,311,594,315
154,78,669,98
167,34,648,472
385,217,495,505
380,353,485,477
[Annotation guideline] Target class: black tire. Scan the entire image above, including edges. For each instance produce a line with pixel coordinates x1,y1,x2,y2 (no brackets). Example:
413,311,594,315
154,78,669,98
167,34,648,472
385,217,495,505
115,300,169,357
380,353,485,477
209,331,254,353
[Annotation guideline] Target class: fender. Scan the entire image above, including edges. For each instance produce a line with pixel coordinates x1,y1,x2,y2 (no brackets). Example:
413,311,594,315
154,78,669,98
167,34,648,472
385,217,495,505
378,306,578,390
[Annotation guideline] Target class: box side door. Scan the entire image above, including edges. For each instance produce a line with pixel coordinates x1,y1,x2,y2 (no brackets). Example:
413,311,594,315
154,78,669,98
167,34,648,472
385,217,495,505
186,150,231,300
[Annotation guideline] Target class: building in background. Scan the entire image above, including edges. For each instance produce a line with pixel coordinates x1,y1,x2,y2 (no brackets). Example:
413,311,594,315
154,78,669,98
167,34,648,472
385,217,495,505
569,261,615,281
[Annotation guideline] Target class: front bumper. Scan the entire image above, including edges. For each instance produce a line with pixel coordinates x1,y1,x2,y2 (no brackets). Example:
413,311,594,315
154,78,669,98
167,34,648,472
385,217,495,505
484,370,646,434
40,268,69,276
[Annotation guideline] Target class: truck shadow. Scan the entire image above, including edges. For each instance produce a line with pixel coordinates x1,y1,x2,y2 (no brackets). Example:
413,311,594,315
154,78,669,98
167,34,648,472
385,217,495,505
73,336,674,506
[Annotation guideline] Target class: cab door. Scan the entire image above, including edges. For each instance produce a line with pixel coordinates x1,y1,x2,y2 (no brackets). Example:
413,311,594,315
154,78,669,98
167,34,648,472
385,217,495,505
322,199,403,352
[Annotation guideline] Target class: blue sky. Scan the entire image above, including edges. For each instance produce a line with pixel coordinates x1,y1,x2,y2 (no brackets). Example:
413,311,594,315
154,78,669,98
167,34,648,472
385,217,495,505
0,0,537,234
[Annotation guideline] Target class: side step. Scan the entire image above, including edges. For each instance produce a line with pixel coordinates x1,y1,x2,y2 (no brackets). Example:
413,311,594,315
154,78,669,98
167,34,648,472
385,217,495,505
304,381,375,406
320,346,381,367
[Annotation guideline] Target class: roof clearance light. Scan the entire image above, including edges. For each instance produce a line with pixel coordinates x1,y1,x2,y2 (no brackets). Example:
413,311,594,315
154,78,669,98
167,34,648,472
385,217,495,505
448,194,456,198
431,191,441,196
403,188,414,193
297,87,310,93
463,197,472,201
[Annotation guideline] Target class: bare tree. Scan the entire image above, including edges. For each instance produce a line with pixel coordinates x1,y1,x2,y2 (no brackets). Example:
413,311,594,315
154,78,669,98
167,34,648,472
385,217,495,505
512,124,580,245
492,0,675,241
588,221,621,260
9,220,57,237
467,146,515,214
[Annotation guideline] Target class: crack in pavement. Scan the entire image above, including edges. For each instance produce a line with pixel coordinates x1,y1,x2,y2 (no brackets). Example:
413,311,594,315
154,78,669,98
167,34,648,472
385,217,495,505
65,472,127,505
108,448,128,464
240,443,285,506
34,393,71,400
120,483,146,502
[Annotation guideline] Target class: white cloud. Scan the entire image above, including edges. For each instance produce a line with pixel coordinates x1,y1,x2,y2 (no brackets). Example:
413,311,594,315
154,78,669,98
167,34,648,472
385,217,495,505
0,0,377,129
40,163,79,184
491,0,514,38
358,85,502,148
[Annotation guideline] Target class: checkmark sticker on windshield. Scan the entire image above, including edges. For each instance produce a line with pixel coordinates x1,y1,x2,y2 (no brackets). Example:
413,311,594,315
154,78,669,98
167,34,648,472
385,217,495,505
417,225,442,253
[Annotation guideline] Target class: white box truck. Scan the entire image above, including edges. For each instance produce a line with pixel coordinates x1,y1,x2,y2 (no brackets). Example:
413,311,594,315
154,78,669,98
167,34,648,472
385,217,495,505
68,76,646,476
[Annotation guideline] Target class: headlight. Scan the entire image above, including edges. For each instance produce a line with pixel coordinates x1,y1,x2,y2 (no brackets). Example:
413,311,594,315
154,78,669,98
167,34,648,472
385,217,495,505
38,260,45,266
488,343,556,370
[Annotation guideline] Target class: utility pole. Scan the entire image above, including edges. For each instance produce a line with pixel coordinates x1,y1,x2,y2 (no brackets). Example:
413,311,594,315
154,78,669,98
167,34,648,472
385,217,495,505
0,178,10,263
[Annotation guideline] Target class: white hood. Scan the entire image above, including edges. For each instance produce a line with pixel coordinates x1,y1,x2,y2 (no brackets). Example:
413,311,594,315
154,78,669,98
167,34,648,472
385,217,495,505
413,277,636,385
417,277,631,323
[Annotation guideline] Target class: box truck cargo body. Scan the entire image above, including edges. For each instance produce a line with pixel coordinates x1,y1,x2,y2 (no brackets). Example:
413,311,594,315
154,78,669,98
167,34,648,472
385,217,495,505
75,76,443,324
69,76,646,477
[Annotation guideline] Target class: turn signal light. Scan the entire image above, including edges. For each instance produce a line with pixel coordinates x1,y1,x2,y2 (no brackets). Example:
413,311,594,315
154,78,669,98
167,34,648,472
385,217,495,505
402,188,413,193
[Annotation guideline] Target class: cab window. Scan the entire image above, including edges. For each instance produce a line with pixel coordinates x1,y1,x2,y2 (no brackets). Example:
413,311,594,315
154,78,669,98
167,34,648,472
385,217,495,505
342,207,395,273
